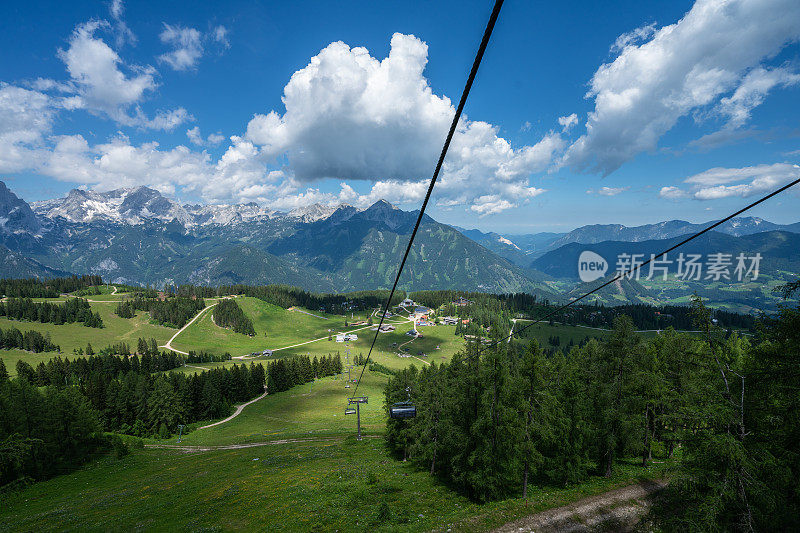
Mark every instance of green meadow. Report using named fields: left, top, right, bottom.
left=0, top=289, right=676, bottom=531
left=0, top=298, right=176, bottom=355
left=172, top=297, right=370, bottom=356
left=0, top=432, right=669, bottom=533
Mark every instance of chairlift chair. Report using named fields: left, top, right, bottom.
left=389, top=387, right=416, bottom=419
left=389, top=402, right=417, bottom=419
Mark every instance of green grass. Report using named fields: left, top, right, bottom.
left=178, top=370, right=390, bottom=446
left=0, top=300, right=176, bottom=355
left=0, top=361, right=672, bottom=532
left=0, top=297, right=676, bottom=531
left=277, top=322, right=465, bottom=373
left=515, top=321, right=614, bottom=347
left=0, top=348, right=56, bottom=376
left=171, top=297, right=467, bottom=372
left=172, top=297, right=366, bottom=356
left=0, top=437, right=670, bottom=533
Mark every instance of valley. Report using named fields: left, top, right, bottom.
left=2, top=182, right=798, bottom=312
left=0, top=280, right=678, bottom=531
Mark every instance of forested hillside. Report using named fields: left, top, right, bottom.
left=386, top=290, right=800, bottom=529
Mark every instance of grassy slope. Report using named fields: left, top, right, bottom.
left=171, top=297, right=362, bottom=356
left=0, top=295, right=176, bottom=373
left=0, top=294, right=674, bottom=531
left=178, top=371, right=389, bottom=445
left=0, top=438, right=668, bottom=533
left=0, top=363, right=672, bottom=532
left=171, top=297, right=465, bottom=372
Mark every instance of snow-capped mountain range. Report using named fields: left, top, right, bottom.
left=28, top=185, right=416, bottom=230
left=0, top=180, right=799, bottom=311
left=30, top=186, right=342, bottom=226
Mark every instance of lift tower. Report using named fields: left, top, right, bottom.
left=345, top=396, right=368, bottom=440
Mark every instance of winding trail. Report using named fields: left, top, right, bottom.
left=198, top=390, right=268, bottom=429
left=160, top=303, right=217, bottom=355
left=411, top=355, right=430, bottom=366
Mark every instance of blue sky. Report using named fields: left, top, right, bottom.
left=1, top=0, right=799, bottom=233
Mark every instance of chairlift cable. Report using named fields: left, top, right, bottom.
left=474, top=176, right=800, bottom=356
left=349, top=0, right=505, bottom=399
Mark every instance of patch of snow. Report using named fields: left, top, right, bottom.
left=497, top=236, right=521, bottom=250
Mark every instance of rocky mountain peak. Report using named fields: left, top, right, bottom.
left=0, top=181, right=40, bottom=234
left=32, top=185, right=191, bottom=225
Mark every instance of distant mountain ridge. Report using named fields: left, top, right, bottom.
left=453, top=217, right=800, bottom=267
left=532, top=230, right=800, bottom=280
left=30, top=185, right=402, bottom=228
left=546, top=218, right=800, bottom=249
left=3, top=181, right=799, bottom=311
left=0, top=182, right=553, bottom=296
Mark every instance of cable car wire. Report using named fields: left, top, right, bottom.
left=350, top=0, right=505, bottom=399
left=474, top=175, right=800, bottom=356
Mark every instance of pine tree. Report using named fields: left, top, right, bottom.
left=515, top=340, right=554, bottom=498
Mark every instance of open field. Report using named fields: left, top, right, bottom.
left=0, top=435, right=670, bottom=533
left=0, top=348, right=59, bottom=376
left=171, top=297, right=370, bottom=356
left=277, top=322, right=465, bottom=372
left=178, top=370, right=390, bottom=446
left=0, top=299, right=176, bottom=355
left=1, top=352, right=672, bottom=532
left=0, top=291, right=684, bottom=532
left=169, top=297, right=467, bottom=372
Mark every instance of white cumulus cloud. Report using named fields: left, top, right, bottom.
left=661, top=162, right=800, bottom=200
left=558, top=113, right=578, bottom=132
left=158, top=24, right=231, bottom=71
left=563, top=0, right=800, bottom=175
left=187, top=126, right=225, bottom=146
left=244, top=33, right=558, bottom=214
left=54, top=20, right=191, bottom=130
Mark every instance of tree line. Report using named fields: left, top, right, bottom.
left=0, top=366, right=108, bottom=488
left=266, top=354, right=343, bottom=393
left=385, top=291, right=800, bottom=530
left=0, top=355, right=267, bottom=489
left=213, top=298, right=256, bottom=336
left=121, top=296, right=206, bottom=328
left=132, top=283, right=404, bottom=315
left=0, top=297, right=103, bottom=328
left=0, top=275, right=103, bottom=299
left=14, top=351, right=186, bottom=387
left=8, top=353, right=264, bottom=438
left=0, top=326, right=60, bottom=353
left=186, top=351, right=232, bottom=363
left=411, top=289, right=756, bottom=332
left=92, top=364, right=266, bottom=438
